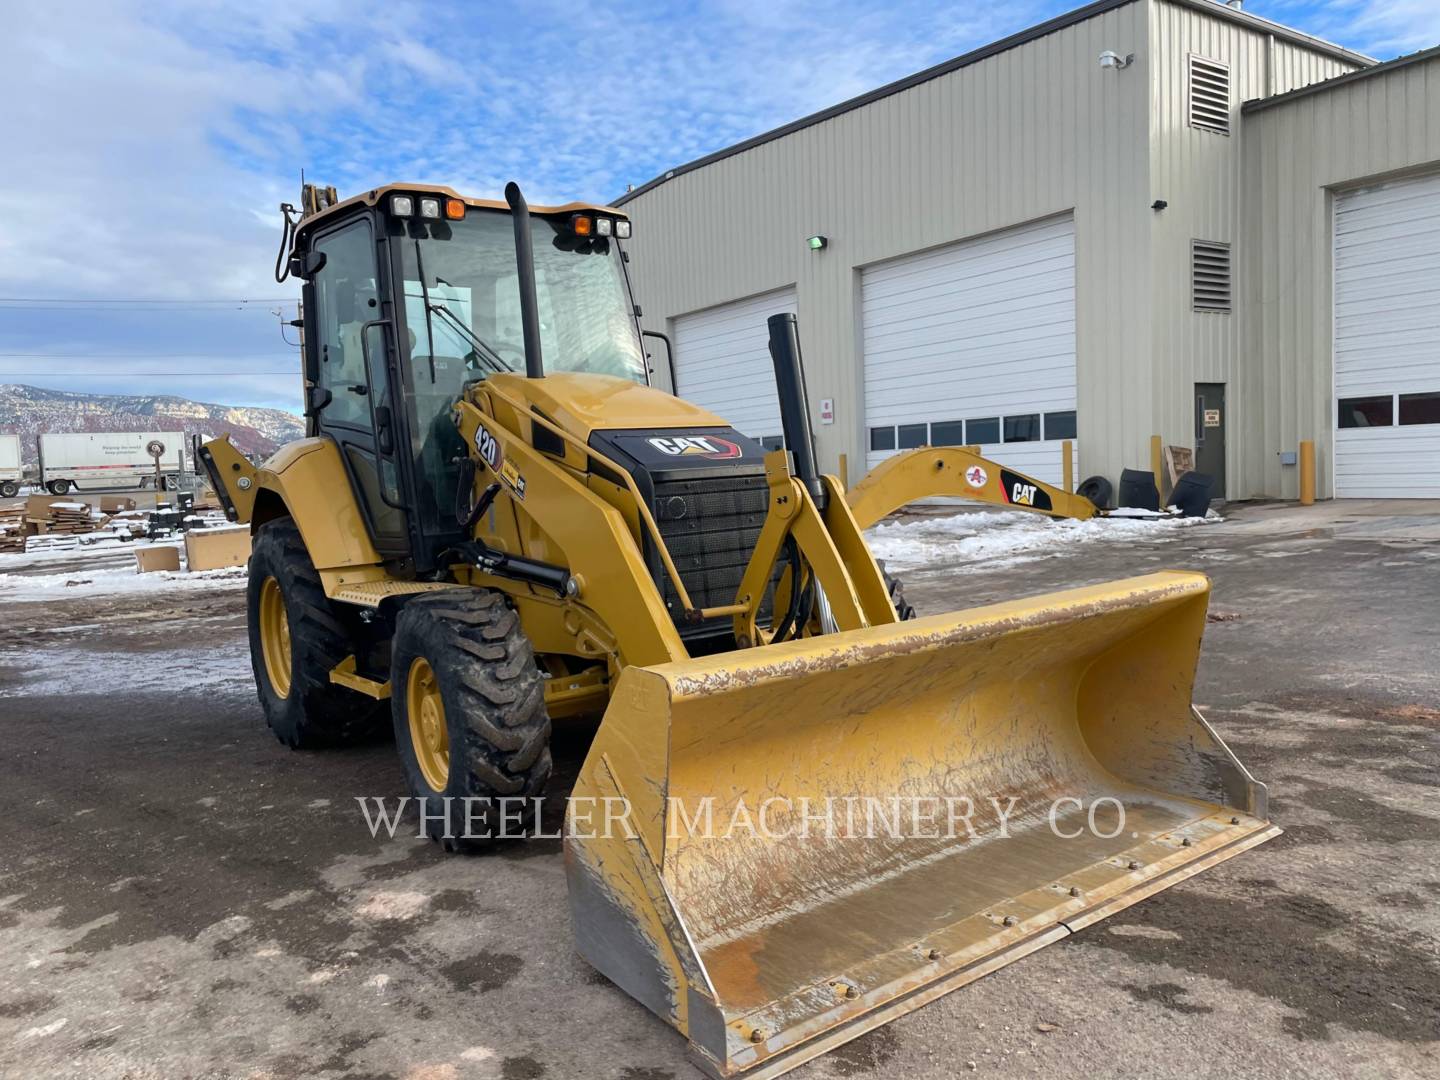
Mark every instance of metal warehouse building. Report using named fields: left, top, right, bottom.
left=618, top=0, right=1440, bottom=500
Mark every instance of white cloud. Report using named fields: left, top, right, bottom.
left=1253, top=0, right=1440, bottom=57
left=2, top=0, right=1050, bottom=300
left=20, top=0, right=1427, bottom=410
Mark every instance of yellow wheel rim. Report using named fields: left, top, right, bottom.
left=258, top=576, right=292, bottom=699
left=407, top=657, right=449, bottom=791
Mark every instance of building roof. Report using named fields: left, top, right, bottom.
left=1243, top=42, right=1440, bottom=112
left=615, top=0, right=1373, bottom=206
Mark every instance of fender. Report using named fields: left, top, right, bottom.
left=203, top=435, right=380, bottom=572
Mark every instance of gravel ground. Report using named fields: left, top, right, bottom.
left=0, top=499, right=1436, bottom=1079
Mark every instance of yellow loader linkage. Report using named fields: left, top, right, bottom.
left=208, top=179, right=1276, bottom=1080
left=846, top=444, right=1099, bottom=529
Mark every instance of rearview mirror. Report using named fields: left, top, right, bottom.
left=290, top=250, right=327, bottom=279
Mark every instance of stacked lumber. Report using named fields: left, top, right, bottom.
left=46, top=501, right=102, bottom=535
left=106, top=510, right=153, bottom=539
left=23, top=533, right=84, bottom=555
left=0, top=506, right=23, bottom=553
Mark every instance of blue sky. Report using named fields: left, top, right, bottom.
left=2, top=0, right=1434, bottom=413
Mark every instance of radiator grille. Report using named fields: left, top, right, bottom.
left=650, top=472, right=777, bottom=636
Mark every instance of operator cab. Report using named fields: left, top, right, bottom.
left=282, top=184, right=644, bottom=570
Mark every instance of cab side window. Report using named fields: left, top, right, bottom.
left=313, top=221, right=379, bottom=429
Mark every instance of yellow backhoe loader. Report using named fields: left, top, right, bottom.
left=201, top=181, right=1276, bottom=1079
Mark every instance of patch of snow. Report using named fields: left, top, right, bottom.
left=1106, top=507, right=1173, bottom=519
left=1106, top=924, right=1183, bottom=940
left=0, top=643, right=253, bottom=698
left=866, top=508, right=1215, bottom=574
left=354, top=890, right=431, bottom=922
left=0, top=564, right=245, bottom=601
left=18, top=1018, right=68, bottom=1040
left=0, top=537, right=182, bottom=569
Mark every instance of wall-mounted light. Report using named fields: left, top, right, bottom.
left=807, top=235, right=829, bottom=251
left=1099, top=50, right=1135, bottom=69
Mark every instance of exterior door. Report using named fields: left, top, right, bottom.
left=310, top=218, right=409, bottom=554
left=1332, top=173, right=1440, bottom=498
left=672, top=287, right=796, bottom=447
left=1194, top=383, right=1226, bottom=498
left=860, top=214, right=1077, bottom=484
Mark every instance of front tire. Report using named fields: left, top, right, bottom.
left=246, top=518, right=386, bottom=748
left=391, top=590, right=552, bottom=850
left=878, top=560, right=917, bottom=621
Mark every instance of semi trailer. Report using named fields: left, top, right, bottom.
left=0, top=434, right=20, bottom=498
left=38, top=431, right=186, bottom=495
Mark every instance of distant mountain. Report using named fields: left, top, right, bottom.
left=0, top=384, right=304, bottom=464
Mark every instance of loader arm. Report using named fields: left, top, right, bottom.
left=846, top=446, right=1098, bottom=530
left=196, top=434, right=259, bottom=524
left=731, top=451, right=896, bottom=646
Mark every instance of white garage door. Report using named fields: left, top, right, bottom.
left=1334, top=173, right=1440, bottom=498
left=861, top=215, right=1077, bottom=486
left=672, top=287, right=796, bottom=444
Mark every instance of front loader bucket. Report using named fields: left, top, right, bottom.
left=565, top=572, right=1276, bottom=1079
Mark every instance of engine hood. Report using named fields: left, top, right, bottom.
left=477, top=371, right=733, bottom=440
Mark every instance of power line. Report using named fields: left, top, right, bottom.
left=0, top=372, right=300, bottom=377
left=0, top=297, right=296, bottom=304
left=0, top=306, right=295, bottom=313
left=0, top=355, right=300, bottom=364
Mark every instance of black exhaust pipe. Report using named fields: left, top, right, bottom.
left=504, top=181, right=545, bottom=379
left=766, top=312, right=823, bottom=502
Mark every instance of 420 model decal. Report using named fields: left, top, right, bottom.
left=474, top=418, right=526, bottom=500
left=474, top=420, right=504, bottom=471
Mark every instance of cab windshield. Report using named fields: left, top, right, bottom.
left=394, top=207, right=645, bottom=545
left=398, top=209, right=646, bottom=383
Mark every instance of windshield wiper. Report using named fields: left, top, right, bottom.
left=426, top=300, right=513, bottom=376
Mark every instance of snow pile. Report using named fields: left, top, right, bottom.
left=0, top=564, right=247, bottom=601
left=0, top=642, right=254, bottom=698
left=866, top=508, right=1215, bottom=573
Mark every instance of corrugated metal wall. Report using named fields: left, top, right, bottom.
left=622, top=0, right=1369, bottom=494
left=1240, top=54, right=1440, bottom=498
left=1147, top=2, right=1355, bottom=499
left=624, top=2, right=1152, bottom=484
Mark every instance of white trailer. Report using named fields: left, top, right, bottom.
left=38, top=431, right=186, bottom=495
left=0, top=434, right=21, bottom=498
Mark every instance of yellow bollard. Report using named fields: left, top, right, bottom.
left=1062, top=439, right=1074, bottom=494
left=837, top=452, right=849, bottom=492
left=1150, top=435, right=1164, bottom=502
left=1299, top=440, right=1315, bottom=505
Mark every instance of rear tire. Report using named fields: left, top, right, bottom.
left=46, top=479, right=71, bottom=496
left=0, top=481, right=17, bottom=499
left=879, top=560, right=917, bottom=621
left=1078, top=475, right=1113, bottom=510
left=246, top=518, right=386, bottom=748
left=391, top=590, right=552, bottom=850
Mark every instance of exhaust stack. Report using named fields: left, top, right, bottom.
left=766, top=312, right=823, bottom=501
left=504, top=181, right=546, bottom=379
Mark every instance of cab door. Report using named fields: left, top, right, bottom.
left=309, top=216, right=411, bottom=556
